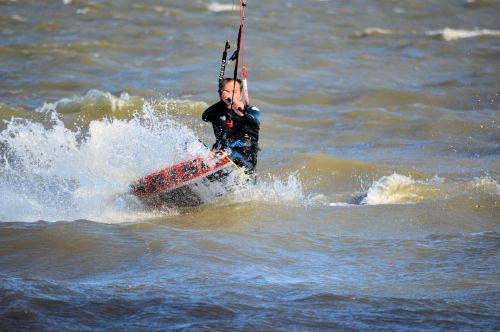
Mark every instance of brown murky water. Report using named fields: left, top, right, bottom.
left=1, top=0, right=499, bottom=330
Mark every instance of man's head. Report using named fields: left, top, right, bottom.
left=219, top=78, right=243, bottom=100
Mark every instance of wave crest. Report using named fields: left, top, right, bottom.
left=427, top=28, right=500, bottom=41
left=359, top=173, right=442, bottom=205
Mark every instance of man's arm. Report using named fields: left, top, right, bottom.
left=241, top=106, right=261, bottom=127
left=202, top=101, right=226, bottom=122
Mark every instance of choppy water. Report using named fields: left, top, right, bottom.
left=1, top=0, right=499, bottom=330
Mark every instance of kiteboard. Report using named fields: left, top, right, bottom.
left=130, top=151, right=248, bottom=208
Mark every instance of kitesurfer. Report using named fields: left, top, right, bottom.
left=202, top=78, right=260, bottom=173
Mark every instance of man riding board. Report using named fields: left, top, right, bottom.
left=202, top=78, right=260, bottom=174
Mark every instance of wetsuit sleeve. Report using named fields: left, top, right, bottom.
left=202, top=104, right=216, bottom=122
left=241, top=106, right=261, bottom=127
left=202, top=101, right=226, bottom=122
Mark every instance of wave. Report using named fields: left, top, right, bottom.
left=346, top=173, right=500, bottom=207
left=35, top=90, right=207, bottom=118
left=258, top=152, right=499, bottom=209
left=464, top=0, right=498, bottom=8
left=206, top=3, right=235, bottom=13
left=353, top=27, right=500, bottom=42
left=357, top=173, right=443, bottom=205
left=355, top=28, right=394, bottom=38
left=11, top=15, right=28, bottom=23
left=426, top=28, right=500, bottom=41
left=35, top=90, right=139, bottom=115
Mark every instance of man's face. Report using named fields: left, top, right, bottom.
left=220, top=81, right=242, bottom=103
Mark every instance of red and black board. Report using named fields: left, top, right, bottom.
left=130, top=151, right=246, bottom=208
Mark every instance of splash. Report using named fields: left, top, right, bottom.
left=359, top=173, right=441, bottom=205
left=0, top=91, right=307, bottom=222
left=229, top=172, right=305, bottom=206
left=471, top=176, right=500, bottom=195
left=0, top=100, right=208, bottom=223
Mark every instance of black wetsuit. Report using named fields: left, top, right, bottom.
left=202, top=100, right=261, bottom=172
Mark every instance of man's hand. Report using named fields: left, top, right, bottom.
left=233, top=106, right=244, bottom=117
left=221, top=91, right=244, bottom=116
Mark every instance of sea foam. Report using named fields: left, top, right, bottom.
left=206, top=3, right=234, bottom=13
left=427, top=28, right=500, bottom=41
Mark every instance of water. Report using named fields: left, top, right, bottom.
left=1, top=0, right=499, bottom=330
